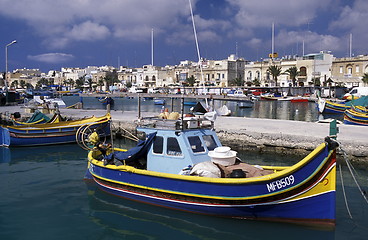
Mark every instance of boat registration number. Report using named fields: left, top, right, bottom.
left=266, top=175, right=295, bottom=192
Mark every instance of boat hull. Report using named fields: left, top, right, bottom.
left=87, top=143, right=337, bottom=224
left=343, top=108, right=368, bottom=126
left=317, top=98, right=349, bottom=114
left=1, top=114, right=111, bottom=147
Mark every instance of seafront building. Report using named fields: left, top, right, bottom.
left=2, top=52, right=368, bottom=92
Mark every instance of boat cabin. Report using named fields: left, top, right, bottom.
left=138, top=123, right=221, bottom=174
left=136, top=116, right=222, bottom=174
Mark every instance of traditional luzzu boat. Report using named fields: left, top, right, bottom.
left=84, top=112, right=340, bottom=225
left=343, top=106, right=368, bottom=126
left=317, top=96, right=368, bottom=114
left=317, top=98, right=350, bottom=114
left=0, top=113, right=111, bottom=147
left=12, top=110, right=62, bottom=126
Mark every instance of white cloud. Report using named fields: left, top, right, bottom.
left=276, top=30, right=341, bottom=53
left=329, top=0, right=368, bottom=52
left=227, top=0, right=333, bottom=28
left=27, top=53, right=74, bottom=64
left=0, top=0, right=191, bottom=48
left=67, top=21, right=110, bottom=41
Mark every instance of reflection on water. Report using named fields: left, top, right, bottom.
left=86, top=182, right=335, bottom=240
left=63, top=96, right=325, bottom=122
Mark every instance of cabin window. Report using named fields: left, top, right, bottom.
left=188, top=136, right=205, bottom=153
left=153, top=136, right=163, bottom=154
left=167, top=137, right=182, bottom=156
left=202, top=135, right=218, bottom=151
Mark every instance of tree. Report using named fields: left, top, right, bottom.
left=362, top=73, right=368, bottom=86
left=20, top=80, right=26, bottom=89
left=11, top=80, right=19, bottom=88
left=126, top=81, right=132, bottom=88
left=25, top=83, right=33, bottom=89
left=36, top=78, right=50, bottom=89
left=75, top=78, right=84, bottom=90
left=97, top=78, right=105, bottom=91
left=253, top=79, right=261, bottom=87
left=230, top=77, right=244, bottom=87
left=267, top=65, right=282, bottom=86
left=185, top=75, right=196, bottom=87
left=104, top=70, right=119, bottom=91
left=285, top=66, right=299, bottom=87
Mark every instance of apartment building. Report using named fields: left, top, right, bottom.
left=331, top=55, right=368, bottom=88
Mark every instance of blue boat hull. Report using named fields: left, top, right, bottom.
left=93, top=178, right=335, bottom=222
left=1, top=114, right=111, bottom=147
left=88, top=143, right=337, bottom=224
left=343, top=109, right=368, bottom=126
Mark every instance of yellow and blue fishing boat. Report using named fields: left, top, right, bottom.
left=317, top=96, right=368, bottom=114
left=85, top=116, right=339, bottom=226
left=344, top=107, right=368, bottom=126
left=0, top=114, right=111, bottom=147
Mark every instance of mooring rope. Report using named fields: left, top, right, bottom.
left=340, top=148, right=368, bottom=204
left=339, top=163, right=352, bottom=218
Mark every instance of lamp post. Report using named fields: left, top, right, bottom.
left=4, top=40, right=17, bottom=105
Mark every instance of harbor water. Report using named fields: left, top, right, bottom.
left=1, top=139, right=367, bottom=240
left=62, top=96, right=335, bottom=122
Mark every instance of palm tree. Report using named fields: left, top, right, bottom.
left=97, top=78, right=104, bottom=91
left=285, top=66, right=299, bottom=87
left=20, top=80, right=26, bottom=89
left=267, top=65, right=282, bottom=86
left=185, top=75, right=196, bottom=87
left=230, top=77, right=244, bottom=87
left=362, top=73, right=368, bottom=86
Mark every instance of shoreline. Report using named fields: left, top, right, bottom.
left=1, top=105, right=367, bottom=163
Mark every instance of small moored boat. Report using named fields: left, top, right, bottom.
left=154, top=99, right=165, bottom=105
left=0, top=114, right=111, bottom=147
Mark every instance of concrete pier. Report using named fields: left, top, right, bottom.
left=1, top=105, right=367, bottom=162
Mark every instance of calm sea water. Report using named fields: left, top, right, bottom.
left=1, top=139, right=367, bottom=240
left=62, top=96, right=339, bottom=122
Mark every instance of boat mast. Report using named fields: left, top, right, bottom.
left=271, top=22, right=274, bottom=62
left=151, top=28, right=154, bottom=66
left=349, top=33, right=352, bottom=58
left=189, top=0, right=208, bottom=107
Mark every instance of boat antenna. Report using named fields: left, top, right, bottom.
left=189, top=0, right=208, bottom=108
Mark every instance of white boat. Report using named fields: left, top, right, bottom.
left=33, top=95, right=66, bottom=108
left=216, top=105, right=231, bottom=116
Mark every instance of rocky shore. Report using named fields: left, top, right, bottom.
left=1, top=105, right=367, bottom=163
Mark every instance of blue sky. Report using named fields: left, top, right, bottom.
left=0, top=0, right=367, bottom=73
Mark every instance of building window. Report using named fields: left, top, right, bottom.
left=348, top=67, right=352, bottom=75
left=299, top=67, right=307, bottom=76
left=339, top=66, right=343, bottom=74
left=356, top=66, right=360, bottom=73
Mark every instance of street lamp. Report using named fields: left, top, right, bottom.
left=5, top=40, right=17, bottom=89
left=4, top=40, right=17, bottom=105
